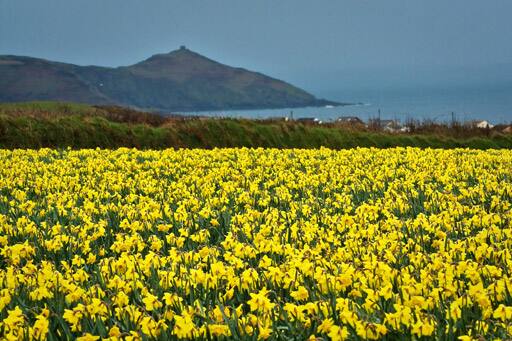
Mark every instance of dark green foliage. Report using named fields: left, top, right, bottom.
left=0, top=101, right=511, bottom=149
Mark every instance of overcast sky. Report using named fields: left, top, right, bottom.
left=1, top=0, right=512, bottom=93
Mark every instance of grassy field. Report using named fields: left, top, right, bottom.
left=0, top=101, right=511, bottom=149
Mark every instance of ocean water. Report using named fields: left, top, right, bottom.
left=179, top=83, right=512, bottom=124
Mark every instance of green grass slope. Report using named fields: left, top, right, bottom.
left=0, top=102, right=511, bottom=149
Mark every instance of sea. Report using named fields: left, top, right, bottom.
left=179, top=83, right=512, bottom=124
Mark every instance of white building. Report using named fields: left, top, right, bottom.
left=475, top=120, right=494, bottom=129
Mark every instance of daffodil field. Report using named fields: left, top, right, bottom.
left=1, top=148, right=512, bottom=340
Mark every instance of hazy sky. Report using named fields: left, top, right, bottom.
left=1, top=0, right=512, bottom=94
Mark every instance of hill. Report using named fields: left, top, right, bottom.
left=0, top=47, right=339, bottom=112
